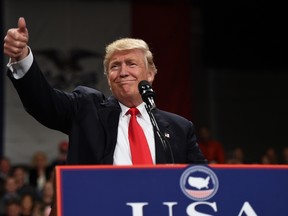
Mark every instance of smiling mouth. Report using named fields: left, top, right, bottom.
left=116, top=80, right=136, bottom=84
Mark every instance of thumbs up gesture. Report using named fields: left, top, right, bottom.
left=4, top=17, right=29, bottom=61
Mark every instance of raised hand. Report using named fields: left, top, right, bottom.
left=3, top=17, right=29, bottom=61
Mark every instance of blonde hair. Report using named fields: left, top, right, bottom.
left=31, top=151, right=47, bottom=167
left=104, top=38, right=157, bottom=75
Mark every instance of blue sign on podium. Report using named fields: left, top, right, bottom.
left=55, top=164, right=288, bottom=216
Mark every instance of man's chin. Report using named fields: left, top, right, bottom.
left=114, top=91, right=141, bottom=104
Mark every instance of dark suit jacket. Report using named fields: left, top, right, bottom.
left=8, top=59, right=207, bottom=165
left=29, top=167, right=52, bottom=188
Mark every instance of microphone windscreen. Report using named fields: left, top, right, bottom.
left=138, top=80, right=150, bottom=95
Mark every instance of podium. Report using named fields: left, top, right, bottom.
left=55, top=164, right=288, bottom=215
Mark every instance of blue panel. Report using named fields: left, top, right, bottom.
left=57, top=165, right=288, bottom=216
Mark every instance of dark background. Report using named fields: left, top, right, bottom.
left=192, top=2, right=288, bottom=162
left=0, top=0, right=4, bottom=157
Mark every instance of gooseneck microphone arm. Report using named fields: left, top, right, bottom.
left=138, top=81, right=175, bottom=164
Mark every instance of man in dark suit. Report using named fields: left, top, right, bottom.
left=3, top=17, right=207, bottom=166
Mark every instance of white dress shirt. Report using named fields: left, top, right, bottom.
left=113, top=102, right=155, bottom=165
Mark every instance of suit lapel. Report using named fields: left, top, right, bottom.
left=152, top=110, right=174, bottom=164
left=98, top=96, right=121, bottom=163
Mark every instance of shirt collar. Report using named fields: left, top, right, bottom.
left=119, top=102, right=147, bottom=118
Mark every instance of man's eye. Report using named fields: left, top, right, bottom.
left=110, top=65, right=118, bottom=70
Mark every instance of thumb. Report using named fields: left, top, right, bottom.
left=18, top=17, right=27, bottom=33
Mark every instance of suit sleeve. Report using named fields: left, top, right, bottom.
left=7, top=59, right=81, bottom=134
left=186, top=122, right=208, bottom=164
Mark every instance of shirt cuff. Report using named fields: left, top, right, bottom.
left=7, top=47, right=34, bottom=79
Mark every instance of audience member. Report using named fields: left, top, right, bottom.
left=19, top=193, right=36, bottom=216
left=261, top=147, right=279, bottom=164
left=280, top=146, right=288, bottom=164
left=0, top=158, right=12, bottom=198
left=28, top=152, right=52, bottom=194
left=0, top=177, right=20, bottom=215
left=11, top=167, right=38, bottom=201
left=38, top=181, right=54, bottom=216
left=260, top=155, right=270, bottom=164
left=0, top=158, right=11, bottom=182
left=226, top=147, right=247, bottom=164
left=198, top=126, right=225, bottom=164
left=49, top=141, right=68, bottom=169
left=3, top=198, right=21, bottom=216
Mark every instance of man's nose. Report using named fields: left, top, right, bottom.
left=119, top=64, right=129, bottom=77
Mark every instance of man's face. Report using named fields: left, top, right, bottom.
left=107, top=49, right=155, bottom=107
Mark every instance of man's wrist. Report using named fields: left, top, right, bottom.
left=7, top=46, right=33, bottom=79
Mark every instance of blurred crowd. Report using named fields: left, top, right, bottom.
left=0, top=128, right=287, bottom=216
left=198, top=126, right=288, bottom=165
left=0, top=141, right=68, bottom=216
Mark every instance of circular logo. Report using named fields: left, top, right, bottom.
left=180, top=165, right=219, bottom=201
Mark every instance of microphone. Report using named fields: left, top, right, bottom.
left=138, top=80, right=156, bottom=112
left=138, top=80, right=175, bottom=164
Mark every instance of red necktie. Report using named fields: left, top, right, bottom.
left=128, top=108, right=153, bottom=165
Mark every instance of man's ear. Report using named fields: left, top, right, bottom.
left=147, top=70, right=155, bottom=83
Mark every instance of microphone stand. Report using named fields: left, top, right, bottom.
left=145, top=105, right=175, bottom=164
